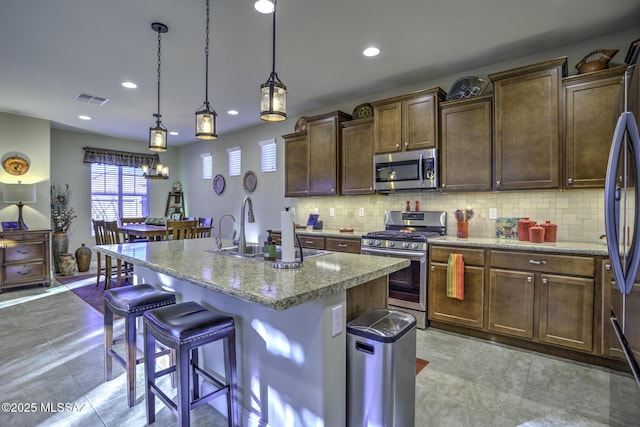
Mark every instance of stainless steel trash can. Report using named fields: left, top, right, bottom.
left=347, top=308, right=417, bottom=427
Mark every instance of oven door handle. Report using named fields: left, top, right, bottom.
left=361, top=247, right=425, bottom=259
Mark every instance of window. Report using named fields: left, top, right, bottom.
left=202, top=153, right=213, bottom=179
left=228, top=146, right=241, bottom=177
left=90, top=163, right=149, bottom=221
left=260, top=138, right=277, bottom=173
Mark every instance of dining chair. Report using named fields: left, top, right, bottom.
left=119, top=216, right=148, bottom=242
left=93, top=219, right=108, bottom=288
left=165, top=219, right=198, bottom=241
left=103, top=220, right=134, bottom=288
left=196, top=217, right=213, bottom=238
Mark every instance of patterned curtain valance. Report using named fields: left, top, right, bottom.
left=83, top=146, right=159, bottom=168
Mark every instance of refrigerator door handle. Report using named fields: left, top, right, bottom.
left=605, top=111, right=640, bottom=295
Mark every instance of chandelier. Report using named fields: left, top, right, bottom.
left=142, top=162, right=169, bottom=180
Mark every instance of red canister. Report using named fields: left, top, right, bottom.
left=529, top=225, right=545, bottom=243
left=517, top=218, right=535, bottom=241
left=540, top=220, right=557, bottom=242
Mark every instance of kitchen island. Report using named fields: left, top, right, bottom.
left=95, top=237, right=409, bottom=426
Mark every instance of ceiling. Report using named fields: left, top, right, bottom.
left=1, top=0, right=639, bottom=147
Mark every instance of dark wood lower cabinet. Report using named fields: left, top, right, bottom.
left=488, top=269, right=535, bottom=338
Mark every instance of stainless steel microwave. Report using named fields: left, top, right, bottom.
left=373, top=149, right=438, bottom=192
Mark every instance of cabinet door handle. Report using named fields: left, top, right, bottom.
left=496, top=180, right=501, bottom=186
left=18, top=268, right=33, bottom=275
left=431, top=266, right=436, bottom=271
left=18, top=248, right=33, bottom=254
left=605, top=264, right=611, bottom=270
left=527, top=276, right=532, bottom=282
left=529, top=259, right=546, bottom=265
left=542, top=278, right=548, bottom=284
left=567, top=178, right=573, bottom=185
left=337, top=243, right=348, bottom=248
left=404, top=142, right=409, bottom=148
left=395, top=143, right=400, bottom=149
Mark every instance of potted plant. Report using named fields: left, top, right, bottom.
left=51, top=184, right=77, bottom=274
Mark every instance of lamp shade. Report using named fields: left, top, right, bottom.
left=3, top=183, right=36, bottom=203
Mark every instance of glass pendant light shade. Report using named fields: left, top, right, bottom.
left=260, top=73, right=287, bottom=122
left=149, top=115, right=168, bottom=151
left=196, top=104, right=218, bottom=139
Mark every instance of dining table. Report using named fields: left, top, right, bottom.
left=118, top=223, right=213, bottom=242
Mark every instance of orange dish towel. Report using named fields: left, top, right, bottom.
left=446, top=253, right=464, bottom=300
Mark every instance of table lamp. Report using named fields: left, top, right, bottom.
left=3, top=182, right=37, bottom=230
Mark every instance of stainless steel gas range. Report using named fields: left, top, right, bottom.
left=361, top=210, right=446, bottom=329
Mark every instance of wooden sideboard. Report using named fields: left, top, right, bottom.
left=0, top=229, right=51, bottom=292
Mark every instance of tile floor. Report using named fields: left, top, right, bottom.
left=1, top=277, right=639, bottom=427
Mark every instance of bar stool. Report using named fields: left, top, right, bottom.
left=143, top=301, right=238, bottom=427
left=104, top=284, right=176, bottom=407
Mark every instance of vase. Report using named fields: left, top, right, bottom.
left=59, top=253, right=76, bottom=276
left=52, top=232, right=70, bottom=274
left=75, top=243, right=92, bottom=272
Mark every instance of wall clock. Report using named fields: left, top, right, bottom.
left=213, top=174, right=225, bottom=195
left=2, top=154, right=30, bottom=176
left=243, top=171, right=257, bottom=193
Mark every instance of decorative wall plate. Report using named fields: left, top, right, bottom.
left=243, top=170, right=257, bottom=193
left=2, top=155, right=30, bottom=176
left=213, top=174, right=225, bottom=195
left=352, top=103, right=373, bottom=119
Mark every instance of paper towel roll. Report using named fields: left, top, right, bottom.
left=281, top=209, right=295, bottom=263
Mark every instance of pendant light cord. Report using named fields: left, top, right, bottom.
left=205, top=0, right=210, bottom=104
left=271, top=2, right=277, bottom=76
left=156, top=28, right=162, bottom=123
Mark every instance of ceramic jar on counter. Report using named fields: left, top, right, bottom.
left=540, top=220, right=557, bottom=242
left=528, top=225, right=545, bottom=243
left=517, top=218, right=536, bottom=241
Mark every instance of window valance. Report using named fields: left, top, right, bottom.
left=83, top=147, right=159, bottom=168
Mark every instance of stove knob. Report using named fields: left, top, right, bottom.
left=388, top=241, right=395, bottom=247
left=402, top=242, right=409, bottom=248
left=411, top=243, right=419, bottom=249
left=374, top=240, right=381, bottom=246
left=366, top=239, right=373, bottom=246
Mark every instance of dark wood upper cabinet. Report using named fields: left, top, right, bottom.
left=563, top=65, right=627, bottom=189
left=341, top=117, right=374, bottom=195
left=372, top=88, right=445, bottom=154
left=489, top=57, right=567, bottom=190
left=439, top=95, right=493, bottom=192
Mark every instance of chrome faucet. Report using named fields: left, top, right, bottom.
left=238, top=196, right=255, bottom=255
left=216, top=214, right=236, bottom=251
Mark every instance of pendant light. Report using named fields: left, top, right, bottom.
left=149, top=22, right=168, bottom=152
left=195, top=0, right=217, bottom=140
left=260, top=0, right=287, bottom=122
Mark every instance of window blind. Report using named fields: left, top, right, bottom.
left=90, top=164, right=149, bottom=223
left=227, top=146, right=241, bottom=177
left=201, top=153, right=213, bottom=179
left=260, top=138, right=277, bottom=173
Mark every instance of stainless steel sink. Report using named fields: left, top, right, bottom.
left=207, top=245, right=329, bottom=260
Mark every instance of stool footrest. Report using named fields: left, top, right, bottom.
left=191, top=385, right=230, bottom=410
left=148, top=382, right=178, bottom=412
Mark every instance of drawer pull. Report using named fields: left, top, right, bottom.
left=529, top=259, right=547, bottom=265
left=527, top=276, right=532, bottom=282
left=17, top=268, right=33, bottom=275
left=304, top=240, right=314, bottom=245
left=17, top=248, right=33, bottom=254
left=542, top=278, right=548, bottom=284
left=431, top=266, right=435, bottom=271
left=605, top=264, right=611, bottom=270
left=337, top=243, right=348, bottom=248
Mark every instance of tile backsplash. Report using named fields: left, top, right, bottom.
left=292, top=189, right=605, bottom=243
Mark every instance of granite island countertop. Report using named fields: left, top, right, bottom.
left=429, top=236, right=609, bottom=256
left=95, top=237, right=408, bottom=311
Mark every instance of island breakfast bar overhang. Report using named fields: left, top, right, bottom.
left=95, top=238, right=409, bottom=426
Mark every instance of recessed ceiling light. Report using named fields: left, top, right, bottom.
left=254, top=0, right=274, bottom=14
left=169, top=131, right=179, bottom=136
left=78, top=115, right=91, bottom=120
left=363, top=47, right=380, bottom=57
left=121, top=81, right=137, bottom=89
left=227, top=110, right=239, bottom=115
